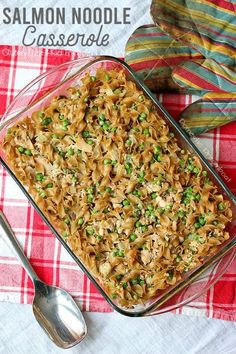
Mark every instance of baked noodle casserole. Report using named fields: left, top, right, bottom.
left=2, top=68, right=232, bottom=307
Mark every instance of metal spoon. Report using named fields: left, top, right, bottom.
left=0, top=210, right=87, bottom=349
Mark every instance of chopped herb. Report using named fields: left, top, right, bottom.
left=151, top=192, right=157, bottom=199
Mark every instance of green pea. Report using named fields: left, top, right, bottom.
left=87, top=194, right=93, bottom=203
left=138, top=112, right=147, bottom=121
left=154, top=154, right=161, bottom=162
left=38, top=111, right=44, bottom=118
left=99, top=114, right=106, bottom=121
left=132, top=189, right=141, bottom=197
left=113, top=88, right=122, bottom=94
left=64, top=217, right=70, bottom=225
left=122, top=199, right=130, bottom=207
left=154, top=146, right=161, bottom=154
left=151, top=192, right=157, bottom=199
left=102, top=122, right=110, bottom=131
left=141, top=225, right=148, bottom=232
left=177, top=210, right=185, bottom=218
left=122, top=282, right=128, bottom=289
left=131, top=279, right=139, bottom=285
left=77, top=217, right=84, bottom=225
left=51, top=134, right=60, bottom=139
left=87, top=140, right=94, bottom=145
left=59, top=114, right=64, bottom=120
left=193, top=167, right=200, bottom=174
left=126, top=139, right=132, bottom=146
left=129, top=234, right=137, bottom=242
left=45, top=183, right=53, bottom=189
left=105, top=74, right=110, bottom=81
left=218, top=202, right=225, bottom=211
left=41, top=117, right=52, bottom=126
left=96, top=235, right=102, bottom=241
left=139, top=280, right=145, bottom=286
left=138, top=95, right=144, bottom=102
left=86, top=227, right=94, bottom=236
left=104, top=159, right=112, bottom=165
left=112, top=104, right=118, bottom=110
left=202, top=171, right=207, bottom=176
left=35, top=173, right=44, bottom=181
left=62, top=119, right=70, bottom=127
left=105, top=187, right=112, bottom=193
left=194, top=222, right=201, bottom=229
left=111, top=294, right=117, bottom=299
left=91, top=76, right=96, bottom=81
left=82, top=130, right=90, bottom=138
left=71, top=176, right=77, bottom=184
left=143, top=128, right=150, bottom=136
left=157, top=207, right=165, bottom=214
left=62, top=231, right=68, bottom=238
left=116, top=274, right=123, bottom=281
left=66, top=148, right=74, bottom=156
left=24, top=149, right=32, bottom=156
left=135, top=221, right=142, bottom=228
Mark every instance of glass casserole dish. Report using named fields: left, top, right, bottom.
left=0, top=56, right=235, bottom=316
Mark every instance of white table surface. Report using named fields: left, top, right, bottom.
left=0, top=1, right=235, bottom=353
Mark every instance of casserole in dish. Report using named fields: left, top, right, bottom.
left=0, top=56, right=235, bottom=316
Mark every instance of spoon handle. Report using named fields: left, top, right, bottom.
left=0, top=210, right=40, bottom=283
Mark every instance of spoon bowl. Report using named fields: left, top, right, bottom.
left=33, top=280, right=87, bottom=348
left=0, top=211, right=87, bottom=348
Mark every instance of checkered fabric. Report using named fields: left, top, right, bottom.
left=0, top=45, right=235, bottom=319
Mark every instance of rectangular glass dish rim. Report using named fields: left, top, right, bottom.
left=0, top=55, right=235, bottom=317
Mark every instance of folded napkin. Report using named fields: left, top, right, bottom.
left=0, top=45, right=235, bottom=320
left=149, top=0, right=236, bottom=135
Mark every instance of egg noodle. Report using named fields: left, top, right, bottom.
left=2, top=69, right=232, bottom=306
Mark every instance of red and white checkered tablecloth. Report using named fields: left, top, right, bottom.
left=0, top=45, right=235, bottom=319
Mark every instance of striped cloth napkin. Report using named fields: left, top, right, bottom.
left=0, top=45, right=235, bottom=320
